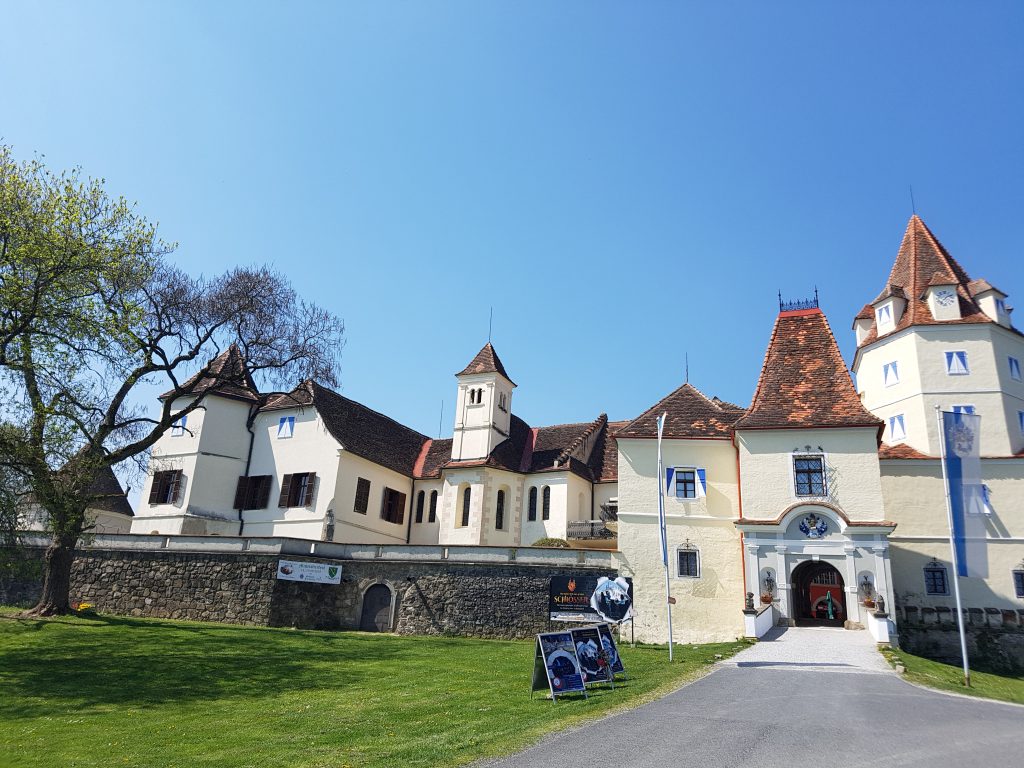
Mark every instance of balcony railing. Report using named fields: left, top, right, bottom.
left=567, top=520, right=615, bottom=540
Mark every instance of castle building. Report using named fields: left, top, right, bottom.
left=133, top=215, right=1024, bottom=643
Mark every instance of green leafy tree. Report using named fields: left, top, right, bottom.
left=0, top=145, right=344, bottom=615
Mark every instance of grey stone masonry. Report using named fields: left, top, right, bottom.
left=1, top=537, right=616, bottom=638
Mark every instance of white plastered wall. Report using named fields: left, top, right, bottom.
left=882, top=456, right=1024, bottom=608
left=615, top=437, right=744, bottom=644
left=331, top=451, right=415, bottom=544
left=736, top=427, right=885, bottom=522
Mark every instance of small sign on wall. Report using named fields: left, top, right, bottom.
left=276, top=559, right=342, bottom=584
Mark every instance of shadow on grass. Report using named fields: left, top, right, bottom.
left=0, top=613, right=434, bottom=718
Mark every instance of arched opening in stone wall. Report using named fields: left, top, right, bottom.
left=359, top=583, right=394, bottom=632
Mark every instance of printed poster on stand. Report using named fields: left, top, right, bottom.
left=532, top=631, right=587, bottom=700
left=569, top=625, right=612, bottom=686
left=597, top=623, right=626, bottom=677
left=549, top=575, right=633, bottom=624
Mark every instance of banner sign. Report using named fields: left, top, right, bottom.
left=941, top=411, right=989, bottom=578
left=276, top=559, right=342, bottom=584
left=597, top=623, right=625, bottom=677
left=549, top=575, right=634, bottom=624
left=570, top=625, right=611, bottom=685
left=532, top=631, right=587, bottom=699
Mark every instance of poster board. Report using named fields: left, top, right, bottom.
left=276, top=559, right=342, bottom=584
left=570, top=625, right=612, bottom=686
left=549, top=575, right=634, bottom=624
left=532, top=631, right=587, bottom=700
left=597, top=623, right=626, bottom=678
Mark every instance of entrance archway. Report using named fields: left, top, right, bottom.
left=791, top=560, right=845, bottom=626
left=359, top=584, right=393, bottom=632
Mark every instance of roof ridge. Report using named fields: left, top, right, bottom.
left=618, top=382, right=691, bottom=434
left=555, top=413, right=608, bottom=465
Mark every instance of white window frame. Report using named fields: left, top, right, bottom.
left=883, top=361, right=900, bottom=387
left=951, top=405, right=975, bottom=415
left=171, top=414, right=187, bottom=437
left=277, top=415, right=295, bottom=439
left=1009, top=356, right=1021, bottom=382
left=792, top=453, right=827, bottom=498
left=676, top=546, right=701, bottom=579
left=944, top=350, right=970, bottom=376
left=876, top=304, right=892, bottom=326
left=667, top=466, right=706, bottom=501
left=888, top=414, right=907, bottom=443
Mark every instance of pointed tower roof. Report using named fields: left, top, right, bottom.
left=737, top=308, right=882, bottom=430
left=456, top=342, right=514, bottom=384
left=616, top=382, right=746, bottom=439
left=161, top=344, right=259, bottom=402
left=860, top=215, right=995, bottom=345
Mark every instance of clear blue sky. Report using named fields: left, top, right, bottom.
left=3, top=2, right=1023, bottom=444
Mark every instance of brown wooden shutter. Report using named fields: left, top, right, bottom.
left=148, top=473, right=164, bottom=505
left=169, top=470, right=183, bottom=504
left=278, top=474, right=293, bottom=508
left=256, top=476, right=272, bottom=509
left=234, top=477, right=249, bottom=509
left=301, top=473, right=317, bottom=506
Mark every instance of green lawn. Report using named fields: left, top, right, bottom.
left=0, top=609, right=744, bottom=768
left=881, top=647, right=1024, bottom=706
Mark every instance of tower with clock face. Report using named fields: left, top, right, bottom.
left=851, top=215, right=1024, bottom=457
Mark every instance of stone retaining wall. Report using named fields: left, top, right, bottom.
left=896, top=604, right=1024, bottom=673
left=1, top=545, right=615, bottom=639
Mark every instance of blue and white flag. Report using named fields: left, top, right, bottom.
left=941, top=411, right=988, bottom=578
left=656, top=414, right=668, bottom=568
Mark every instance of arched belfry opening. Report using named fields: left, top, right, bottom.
left=791, top=560, right=846, bottom=627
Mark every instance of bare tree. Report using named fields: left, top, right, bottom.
left=0, top=145, right=344, bottom=615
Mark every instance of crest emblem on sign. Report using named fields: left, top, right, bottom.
left=951, top=420, right=975, bottom=458
left=799, top=513, right=828, bottom=538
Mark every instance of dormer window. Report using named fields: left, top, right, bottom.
left=876, top=305, right=892, bottom=325
left=996, top=297, right=1007, bottom=315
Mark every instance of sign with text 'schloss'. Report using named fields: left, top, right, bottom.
left=276, top=559, right=342, bottom=584
left=549, top=575, right=633, bottom=624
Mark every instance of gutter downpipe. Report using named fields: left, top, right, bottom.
left=238, top=404, right=257, bottom=536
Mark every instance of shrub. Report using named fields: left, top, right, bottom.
left=531, top=537, right=570, bottom=548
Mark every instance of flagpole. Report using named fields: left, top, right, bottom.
left=656, top=413, right=674, bottom=662
left=935, top=405, right=971, bottom=688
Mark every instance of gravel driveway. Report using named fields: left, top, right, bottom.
left=486, top=626, right=1021, bottom=768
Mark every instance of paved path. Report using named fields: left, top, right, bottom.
left=487, top=627, right=1021, bottom=768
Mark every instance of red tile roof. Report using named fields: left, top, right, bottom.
left=878, top=443, right=933, bottom=460
left=859, top=215, right=1003, bottom=347
left=591, top=420, right=629, bottom=481
left=616, top=382, right=745, bottom=439
left=456, top=342, right=514, bottom=383
left=736, top=308, right=882, bottom=430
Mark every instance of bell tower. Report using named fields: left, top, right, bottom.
left=451, top=343, right=515, bottom=461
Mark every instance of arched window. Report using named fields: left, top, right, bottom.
left=476, top=387, right=484, bottom=403
left=428, top=490, right=438, bottom=523
left=415, top=490, right=425, bottom=523
left=542, top=486, right=551, bottom=520
left=496, top=489, right=505, bottom=530
left=528, top=487, right=538, bottom=521
left=461, top=486, right=472, bottom=527
left=468, top=389, right=476, bottom=405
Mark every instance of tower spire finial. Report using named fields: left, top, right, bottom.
left=910, top=184, right=916, bottom=215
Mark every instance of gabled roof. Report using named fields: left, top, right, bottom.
left=86, top=466, right=134, bottom=517
left=737, top=308, right=882, bottom=430
left=456, top=342, right=514, bottom=384
left=266, top=381, right=429, bottom=477
left=616, top=383, right=745, bottom=439
left=161, top=344, right=260, bottom=402
left=859, top=215, right=1002, bottom=347
left=967, top=278, right=1005, bottom=297
left=590, top=420, right=629, bottom=482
